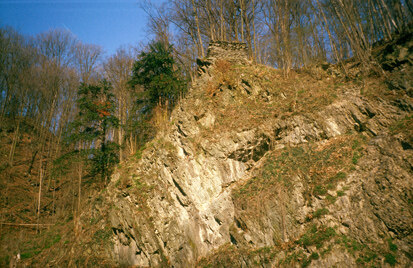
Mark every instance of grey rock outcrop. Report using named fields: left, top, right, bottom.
left=206, top=41, right=249, bottom=63
left=197, top=41, right=250, bottom=74
left=98, top=37, right=412, bottom=267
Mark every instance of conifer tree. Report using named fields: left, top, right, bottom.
left=129, top=41, right=185, bottom=108
left=66, top=80, right=119, bottom=184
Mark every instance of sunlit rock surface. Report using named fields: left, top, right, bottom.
left=96, top=33, right=412, bottom=267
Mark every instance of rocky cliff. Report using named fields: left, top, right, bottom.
left=68, top=33, right=412, bottom=267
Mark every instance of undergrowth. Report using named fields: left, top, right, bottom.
left=0, top=226, right=63, bottom=267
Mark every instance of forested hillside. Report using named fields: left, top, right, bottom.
left=0, top=0, right=412, bottom=267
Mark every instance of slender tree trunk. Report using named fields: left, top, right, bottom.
left=220, top=0, right=225, bottom=40
left=367, top=0, right=379, bottom=42
left=117, top=96, right=124, bottom=162
left=206, top=0, right=215, bottom=40
left=406, top=0, right=413, bottom=17
left=240, top=0, right=244, bottom=42
left=374, top=0, right=393, bottom=39
left=244, top=0, right=253, bottom=59
left=388, top=0, right=404, bottom=30
left=36, top=159, right=44, bottom=233
left=337, top=0, right=369, bottom=53
left=252, top=0, right=258, bottom=63
left=192, top=0, right=205, bottom=57
left=234, top=14, right=239, bottom=42
left=73, top=161, right=82, bottom=237
left=315, top=0, right=341, bottom=64
left=28, top=150, right=38, bottom=174
left=101, top=121, right=107, bottom=185
left=279, top=0, right=291, bottom=74
left=1, top=84, right=11, bottom=117
left=379, top=0, right=399, bottom=31
left=8, top=118, right=21, bottom=166
left=8, top=86, right=28, bottom=166
left=52, top=177, right=56, bottom=219
left=331, top=1, right=363, bottom=61
left=77, top=163, right=82, bottom=218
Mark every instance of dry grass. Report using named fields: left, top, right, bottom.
left=205, top=80, right=219, bottom=97
left=215, top=59, right=232, bottom=73
left=152, top=103, right=169, bottom=133
left=203, top=59, right=239, bottom=98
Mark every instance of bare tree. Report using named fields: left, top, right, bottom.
left=104, top=47, right=135, bottom=160
left=140, top=0, right=171, bottom=46
left=192, top=0, right=205, bottom=57
left=73, top=42, right=102, bottom=84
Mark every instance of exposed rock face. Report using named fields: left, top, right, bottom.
left=207, top=41, right=249, bottom=63
left=197, top=41, right=250, bottom=74
left=99, top=36, right=412, bottom=267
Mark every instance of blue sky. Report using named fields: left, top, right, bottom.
left=0, top=0, right=163, bottom=56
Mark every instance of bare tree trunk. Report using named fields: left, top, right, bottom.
left=1, top=82, right=11, bottom=117
left=252, top=0, right=258, bottom=63
left=374, top=0, right=393, bottom=39
left=379, top=0, right=399, bottom=31
left=220, top=0, right=225, bottom=40
left=52, top=177, right=56, bottom=219
left=234, top=12, right=239, bottom=42
left=240, top=0, right=244, bottom=42
left=244, top=0, right=253, bottom=59
left=206, top=0, right=215, bottom=40
left=367, top=0, right=380, bottom=42
left=279, top=0, right=291, bottom=75
left=331, top=1, right=364, bottom=62
left=116, top=95, right=124, bottom=162
left=36, top=159, right=44, bottom=233
left=406, top=0, right=413, bottom=17
left=192, top=0, right=205, bottom=57
left=315, top=0, right=341, bottom=64
left=337, top=0, right=369, bottom=52
left=8, top=118, right=20, bottom=166
left=77, top=163, right=82, bottom=218
left=8, top=85, right=28, bottom=166
left=391, top=0, right=406, bottom=30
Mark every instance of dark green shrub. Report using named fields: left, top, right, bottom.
left=314, top=185, right=327, bottom=196
left=384, top=253, right=396, bottom=266
left=299, top=225, right=336, bottom=249
left=388, top=239, right=398, bottom=252
left=336, top=190, right=345, bottom=197
left=313, top=208, right=329, bottom=218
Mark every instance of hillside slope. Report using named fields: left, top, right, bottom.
left=33, top=34, right=412, bottom=267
